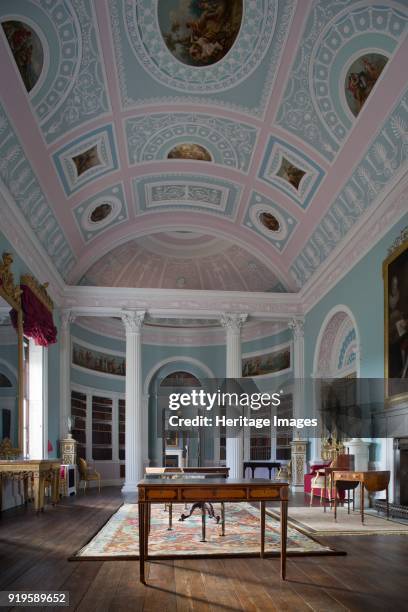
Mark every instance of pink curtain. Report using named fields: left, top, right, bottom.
left=11, top=284, right=57, bottom=346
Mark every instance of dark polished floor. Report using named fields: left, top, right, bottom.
left=0, top=487, right=407, bottom=611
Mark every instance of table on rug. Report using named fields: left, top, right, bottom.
left=144, top=467, right=230, bottom=529
left=0, top=459, right=61, bottom=513
left=138, top=478, right=289, bottom=584
left=243, top=461, right=281, bottom=479
left=333, top=470, right=390, bottom=524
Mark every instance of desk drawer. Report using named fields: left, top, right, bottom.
left=180, top=487, right=247, bottom=501
left=146, top=488, right=178, bottom=501
left=248, top=487, right=280, bottom=499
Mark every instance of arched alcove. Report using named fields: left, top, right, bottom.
left=146, top=357, right=215, bottom=467
left=314, top=306, right=360, bottom=379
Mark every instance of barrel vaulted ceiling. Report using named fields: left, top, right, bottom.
left=0, top=1, right=407, bottom=292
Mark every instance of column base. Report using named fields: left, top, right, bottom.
left=121, top=481, right=139, bottom=503
left=291, top=484, right=304, bottom=492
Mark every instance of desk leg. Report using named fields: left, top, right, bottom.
left=280, top=499, right=288, bottom=580
left=386, top=485, right=389, bottom=520
left=33, top=473, right=40, bottom=513
left=334, top=481, right=337, bottom=521
left=260, top=501, right=265, bottom=558
left=51, top=468, right=59, bottom=505
left=144, top=503, right=149, bottom=558
left=251, top=467, right=255, bottom=479
left=221, top=502, right=225, bottom=536
left=139, top=502, right=145, bottom=584
left=361, top=484, right=364, bottom=524
left=200, top=504, right=206, bottom=542
left=168, top=502, right=172, bottom=530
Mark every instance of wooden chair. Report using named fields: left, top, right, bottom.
left=78, top=458, right=101, bottom=493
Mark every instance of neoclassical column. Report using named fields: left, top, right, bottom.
left=121, top=310, right=145, bottom=493
left=288, top=319, right=306, bottom=488
left=288, top=319, right=305, bottom=418
left=220, top=313, right=247, bottom=479
left=59, top=309, right=76, bottom=440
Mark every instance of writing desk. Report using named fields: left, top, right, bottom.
left=243, top=461, right=281, bottom=479
left=333, top=470, right=390, bottom=523
left=138, top=477, right=289, bottom=584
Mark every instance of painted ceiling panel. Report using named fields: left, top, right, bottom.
left=0, top=0, right=407, bottom=292
left=276, top=1, right=408, bottom=160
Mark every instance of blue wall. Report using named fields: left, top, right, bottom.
left=305, top=213, right=408, bottom=379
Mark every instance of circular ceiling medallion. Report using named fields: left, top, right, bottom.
left=126, top=0, right=277, bottom=93
left=158, top=0, right=243, bottom=67
left=81, top=196, right=123, bottom=231
left=167, top=143, right=212, bottom=161
left=249, top=202, right=288, bottom=241
left=259, top=212, right=280, bottom=232
left=90, top=203, right=112, bottom=223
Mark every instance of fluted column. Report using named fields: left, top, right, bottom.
left=59, top=309, right=76, bottom=440
left=288, top=319, right=306, bottom=489
left=220, top=313, right=247, bottom=479
left=121, top=310, right=145, bottom=493
left=288, top=319, right=304, bottom=418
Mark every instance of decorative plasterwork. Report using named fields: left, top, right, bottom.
left=0, top=0, right=110, bottom=143
left=276, top=1, right=408, bottom=160
left=133, top=174, right=241, bottom=218
left=258, top=136, right=325, bottom=209
left=73, top=183, right=128, bottom=243
left=52, top=125, right=118, bottom=196
left=244, top=191, right=297, bottom=252
left=0, top=102, right=75, bottom=279
left=312, top=4, right=407, bottom=145
left=110, top=0, right=295, bottom=116
left=124, top=112, right=258, bottom=172
left=291, top=88, right=408, bottom=288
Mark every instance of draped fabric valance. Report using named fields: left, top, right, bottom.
left=11, top=281, right=57, bottom=347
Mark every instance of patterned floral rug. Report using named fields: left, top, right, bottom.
left=73, top=502, right=341, bottom=560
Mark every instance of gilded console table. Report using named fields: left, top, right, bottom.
left=0, top=459, right=61, bottom=513
left=138, top=478, right=289, bottom=583
left=333, top=470, right=390, bottom=524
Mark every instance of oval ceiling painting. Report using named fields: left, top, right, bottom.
left=158, top=0, right=243, bottom=67
left=2, top=20, right=44, bottom=93
left=167, top=143, right=212, bottom=161
left=345, top=53, right=388, bottom=117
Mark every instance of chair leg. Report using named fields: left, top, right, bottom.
left=310, top=488, right=313, bottom=506
left=98, top=478, right=101, bottom=493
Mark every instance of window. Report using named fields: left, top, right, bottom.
left=92, top=395, right=112, bottom=460
left=71, top=390, right=86, bottom=460
left=118, top=398, right=125, bottom=460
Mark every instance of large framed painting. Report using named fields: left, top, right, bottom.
left=383, top=232, right=408, bottom=402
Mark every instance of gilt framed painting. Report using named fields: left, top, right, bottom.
left=383, top=232, right=408, bottom=402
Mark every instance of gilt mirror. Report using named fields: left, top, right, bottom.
left=0, top=252, right=23, bottom=456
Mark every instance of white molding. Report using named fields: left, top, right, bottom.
left=313, top=304, right=361, bottom=378
left=0, top=179, right=65, bottom=303
left=300, top=175, right=408, bottom=313
left=143, top=356, right=215, bottom=396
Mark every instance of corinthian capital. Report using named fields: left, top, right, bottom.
left=60, top=309, right=76, bottom=331
left=121, top=309, right=145, bottom=333
left=288, top=318, right=304, bottom=339
left=220, top=313, right=248, bottom=334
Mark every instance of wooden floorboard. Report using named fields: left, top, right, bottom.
left=0, top=487, right=407, bottom=611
